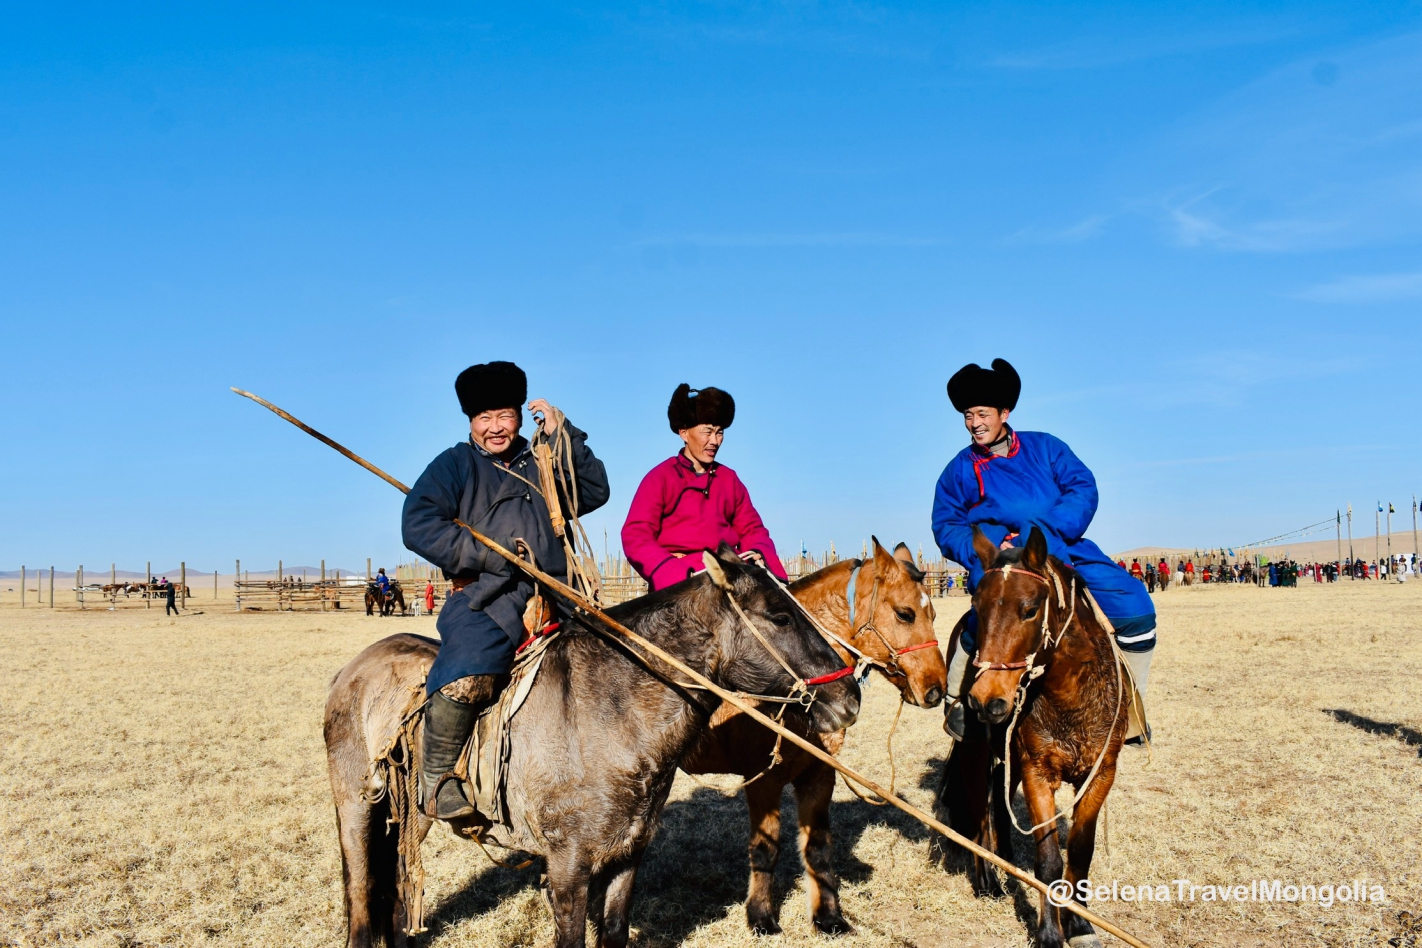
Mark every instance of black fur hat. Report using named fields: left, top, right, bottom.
left=667, top=384, right=735, bottom=432
left=455, top=361, right=527, bottom=418
left=947, top=358, right=1021, bottom=412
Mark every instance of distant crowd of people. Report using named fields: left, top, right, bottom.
left=1118, top=552, right=1420, bottom=590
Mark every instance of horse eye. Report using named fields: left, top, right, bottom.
left=895, top=608, right=915, bottom=624
left=1022, top=604, right=1039, bottom=620
left=770, top=613, right=792, bottom=627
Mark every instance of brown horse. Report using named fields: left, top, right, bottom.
left=324, top=545, right=860, bottom=948
left=681, top=539, right=947, bottom=935
left=382, top=582, right=407, bottom=617
left=933, top=526, right=1126, bottom=948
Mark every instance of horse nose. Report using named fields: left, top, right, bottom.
left=985, top=697, right=1010, bottom=722
left=966, top=693, right=983, bottom=712
left=922, top=685, right=943, bottom=708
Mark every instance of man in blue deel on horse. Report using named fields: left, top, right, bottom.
left=931, top=358, right=1156, bottom=745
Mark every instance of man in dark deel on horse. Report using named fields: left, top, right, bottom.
left=401, top=360, right=610, bottom=820
left=931, top=359, right=1157, bottom=745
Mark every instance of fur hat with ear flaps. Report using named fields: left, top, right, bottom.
left=667, top=384, right=735, bottom=433
left=455, top=361, right=527, bottom=418
left=946, top=358, right=1021, bottom=412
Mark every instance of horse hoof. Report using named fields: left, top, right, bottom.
left=1067, top=936, right=1103, bottom=948
left=747, top=914, right=781, bottom=936
left=812, top=913, right=853, bottom=936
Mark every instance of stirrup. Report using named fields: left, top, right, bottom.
left=424, top=772, right=476, bottom=820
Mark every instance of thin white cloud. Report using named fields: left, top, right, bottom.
left=1164, top=192, right=1340, bottom=252
left=1294, top=271, right=1422, bottom=303
left=637, top=232, right=939, bottom=248
left=986, top=21, right=1305, bottom=71
left=1003, top=215, right=1108, bottom=245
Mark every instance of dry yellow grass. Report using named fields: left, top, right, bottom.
left=1, top=582, right=1419, bottom=947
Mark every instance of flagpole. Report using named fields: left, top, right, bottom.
left=1413, top=495, right=1419, bottom=565
left=1375, top=502, right=1381, bottom=578
left=1387, top=503, right=1393, bottom=576
left=1347, top=503, right=1354, bottom=579
left=1336, top=510, right=1342, bottom=567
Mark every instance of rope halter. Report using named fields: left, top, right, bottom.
left=701, top=552, right=853, bottom=707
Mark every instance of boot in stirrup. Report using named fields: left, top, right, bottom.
left=420, top=691, right=478, bottom=820
left=942, top=637, right=973, bottom=742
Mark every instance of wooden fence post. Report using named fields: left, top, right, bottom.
left=235, top=559, right=241, bottom=612
left=367, top=557, right=372, bottom=581
left=181, top=562, right=186, bottom=609
left=49, top=566, right=54, bottom=608
left=78, top=565, right=84, bottom=609
left=321, top=559, right=327, bottom=612
left=214, top=570, right=218, bottom=600
left=146, top=561, right=151, bottom=609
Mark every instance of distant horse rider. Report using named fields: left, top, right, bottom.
left=402, top=360, right=610, bottom=820
left=164, top=577, right=178, bottom=616
left=622, top=384, right=787, bottom=589
left=375, top=567, right=390, bottom=598
left=1129, top=558, right=1145, bottom=583
left=931, top=359, right=1157, bottom=745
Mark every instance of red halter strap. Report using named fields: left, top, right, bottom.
left=895, top=639, right=940, bottom=655
left=802, top=665, right=856, bottom=686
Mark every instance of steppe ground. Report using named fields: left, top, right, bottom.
left=1, top=581, right=1419, bottom=948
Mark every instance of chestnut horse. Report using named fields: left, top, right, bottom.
left=681, top=539, right=948, bottom=935
left=933, top=526, right=1127, bottom=948
left=324, top=546, right=860, bottom=948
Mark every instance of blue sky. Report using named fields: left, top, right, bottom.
left=3, top=2, right=1421, bottom=572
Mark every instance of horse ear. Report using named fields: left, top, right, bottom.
left=701, top=551, right=733, bottom=591
left=1023, top=526, right=1048, bottom=571
left=890, top=542, right=925, bottom=582
left=972, top=525, right=998, bottom=570
left=714, top=541, right=740, bottom=565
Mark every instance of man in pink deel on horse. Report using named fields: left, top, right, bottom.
left=622, top=384, right=788, bottom=590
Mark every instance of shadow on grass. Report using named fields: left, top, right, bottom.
left=421, top=750, right=1058, bottom=945
left=1324, top=708, right=1422, bottom=757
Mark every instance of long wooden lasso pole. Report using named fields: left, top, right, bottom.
left=230, top=387, right=1153, bottom=948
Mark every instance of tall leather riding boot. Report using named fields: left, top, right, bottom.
left=420, top=691, right=479, bottom=820
left=942, top=638, right=972, bottom=741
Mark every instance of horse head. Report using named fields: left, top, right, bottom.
left=966, top=525, right=1062, bottom=726
left=856, top=538, right=948, bottom=708
left=699, top=542, right=861, bottom=733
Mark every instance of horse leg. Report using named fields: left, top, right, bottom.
left=334, top=791, right=421, bottom=948
left=744, top=775, right=786, bottom=934
left=1022, top=770, right=1067, bottom=948
left=593, top=857, right=642, bottom=948
left=546, top=852, right=593, bottom=948
left=792, top=762, right=850, bottom=934
left=1060, top=769, right=1117, bottom=948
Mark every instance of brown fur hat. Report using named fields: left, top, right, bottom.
left=947, top=358, right=1020, bottom=412
left=667, top=384, right=735, bottom=432
left=455, top=361, right=527, bottom=418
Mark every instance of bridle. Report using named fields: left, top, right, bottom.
left=844, top=559, right=940, bottom=672
left=971, top=562, right=1076, bottom=674
left=702, top=554, right=854, bottom=709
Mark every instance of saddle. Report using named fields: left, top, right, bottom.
left=451, top=619, right=562, bottom=828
